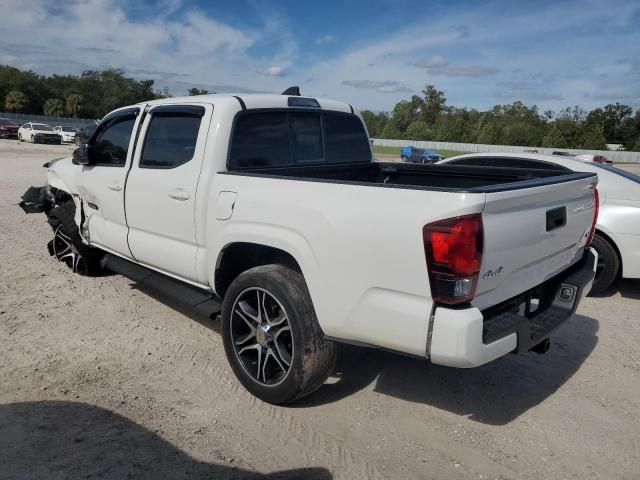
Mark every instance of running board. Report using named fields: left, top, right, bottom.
left=101, top=254, right=222, bottom=320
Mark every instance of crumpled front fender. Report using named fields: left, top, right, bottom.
left=19, top=186, right=55, bottom=214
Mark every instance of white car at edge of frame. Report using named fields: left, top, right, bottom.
left=440, top=152, right=640, bottom=294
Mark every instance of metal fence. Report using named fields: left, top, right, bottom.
left=372, top=138, right=640, bottom=163
left=0, top=112, right=98, bottom=129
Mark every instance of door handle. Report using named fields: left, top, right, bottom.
left=168, top=188, right=190, bottom=201
left=107, top=183, right=123, bottom=192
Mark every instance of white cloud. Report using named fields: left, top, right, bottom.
left=414, top=56, right=448, bottom=68
left=0, top=0, right=638, bottom=111
left=342, top=79, right=413, bottom=93
left=315, top=35, right=335, bottom=45
left=262, top=66, right=286, bottom=77
left=0, top=0, right=296, bottom=94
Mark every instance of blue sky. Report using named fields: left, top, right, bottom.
left=1, top=0, right=639, bottom=112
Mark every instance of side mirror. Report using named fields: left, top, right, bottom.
left=72, top=144, right=90, bottom=165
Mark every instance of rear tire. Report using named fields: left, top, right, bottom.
left=589, top=234, right=620, bottom=294
left=18, top=133, right=23, bottom=142
left=221, top=265, right=336, bottom=404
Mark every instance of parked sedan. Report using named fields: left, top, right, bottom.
left=440, top=152, right=640, bottom=294
left=0, top=118, right=19, bottom=139
left=53, top=125, right=79, bottom=143
left=400, top=146, right=445, bottom=163
left=18, top=122, right=61, bottom=144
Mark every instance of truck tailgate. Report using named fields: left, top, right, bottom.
left=474, top=175, right=597, bottom=310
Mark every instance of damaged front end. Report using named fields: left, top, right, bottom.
left=19, top=185, right=57, bottom=214
left=19, top=185, right=99, bottom=275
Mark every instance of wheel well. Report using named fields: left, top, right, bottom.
left=595, top=229, right=623, bottom=272
left=215, top=243, right=302, bottom=297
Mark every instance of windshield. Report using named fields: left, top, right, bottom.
left=61, top=126, right=76, bottom=132
left=32, top=124, right=54, bottom=131
left=591, top=163, right=640, bottom=184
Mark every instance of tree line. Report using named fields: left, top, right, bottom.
left=361, top=86, right=640, bottom=151
left=3, top=65, right=639, bottom=151
left=0, top=65, right=173, bottom=119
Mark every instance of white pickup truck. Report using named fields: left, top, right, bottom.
left=20, top=90, right=598, bottom=404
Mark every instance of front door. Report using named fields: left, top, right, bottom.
left=125, top=104, right=211, bottom=282
left=77, top=107, right=142, bottom=258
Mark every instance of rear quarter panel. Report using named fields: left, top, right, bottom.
left=205, top=174, right=487, bottom=356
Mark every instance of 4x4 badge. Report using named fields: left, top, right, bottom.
left=482, top=267, right=503, bottom=279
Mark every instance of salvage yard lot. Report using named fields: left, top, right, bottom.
left=1, top=140, right=639, bottom=479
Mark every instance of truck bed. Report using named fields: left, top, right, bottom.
left=222, top=161, right=595, bottom=192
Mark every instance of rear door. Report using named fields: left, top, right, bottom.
left=125, top=103, right=212, bottom=282
left=474, top=176, right=598, bottom=309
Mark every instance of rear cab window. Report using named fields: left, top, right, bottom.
left=141, top=114, right=203, bottom=169
left=228, top=110, right=371, bottom=170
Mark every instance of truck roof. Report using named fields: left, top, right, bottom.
left=142, top=93, right=354, bottom=114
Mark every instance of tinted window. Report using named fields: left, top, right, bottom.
left=323, top=114, right=371, bottom=164
left=141, top=115, right=201, bottom=169
left=228, top=111, right=371, bottom=169
left=290, top=115, right=323, bottom=163
left=91, top=116, right=136, bottom=166
left=230, top=113, right=290, bottom=168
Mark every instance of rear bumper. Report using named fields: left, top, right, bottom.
left=429, top=248, right=597, bottom=368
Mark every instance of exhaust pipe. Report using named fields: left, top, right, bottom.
left=530, top=339, right=550, bottom=355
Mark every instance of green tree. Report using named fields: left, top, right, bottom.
left=405, top=120, right=431, bottom=140
left=5, top=89, right=27, bottom=112
left=188, top=87, right=210, bottom=96
left=361, top=110, right=389, bottom=138
left=542, top=124, right=568, bottom=148
left=578, top=124, right=606, bottom=150
left=632, top=139, right=640, bottom=152
left=421, top=85, right=446, bottom=125
left=66, top=94, right=81, bottom=117
left=43, top=98, right=65, bottom=116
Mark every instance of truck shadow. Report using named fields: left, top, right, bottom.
left=0, top=401, right=332, bottom=480
left=298, top=315, right=599, bottom=426
left=111, top=261, right=598, bottom=426
left=592, top=278, right=640, bottom=300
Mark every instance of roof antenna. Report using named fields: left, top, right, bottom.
left=281, top=86, right=300, bottom=96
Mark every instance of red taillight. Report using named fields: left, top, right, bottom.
left=586, top=188, right=599, bottom=245
left=423, top=214, right=484, bottom=305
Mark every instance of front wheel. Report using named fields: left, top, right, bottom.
left=221, top=265, right=336, bottom=404
left=589, top=234, right=620, bottom=294
left=18, top=133, right=23, bottom=142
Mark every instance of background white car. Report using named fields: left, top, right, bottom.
left=18, top=122, right=62, bottom=144
left=441, top=152, right=640, bottom=294
left=53, top=125, right=78, bottom=143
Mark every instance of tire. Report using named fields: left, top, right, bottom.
left=589, top=234, right=620, bottom=294
left=400, top=155, right=407, bottom=162
left=221, top=265, right=336, bottom=404
left=46, top=199, right=102, bottom=275
left=18, top=133, right=23, bottom=142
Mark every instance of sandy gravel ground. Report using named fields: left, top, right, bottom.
left=1, top=140, right=639, bottom=479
